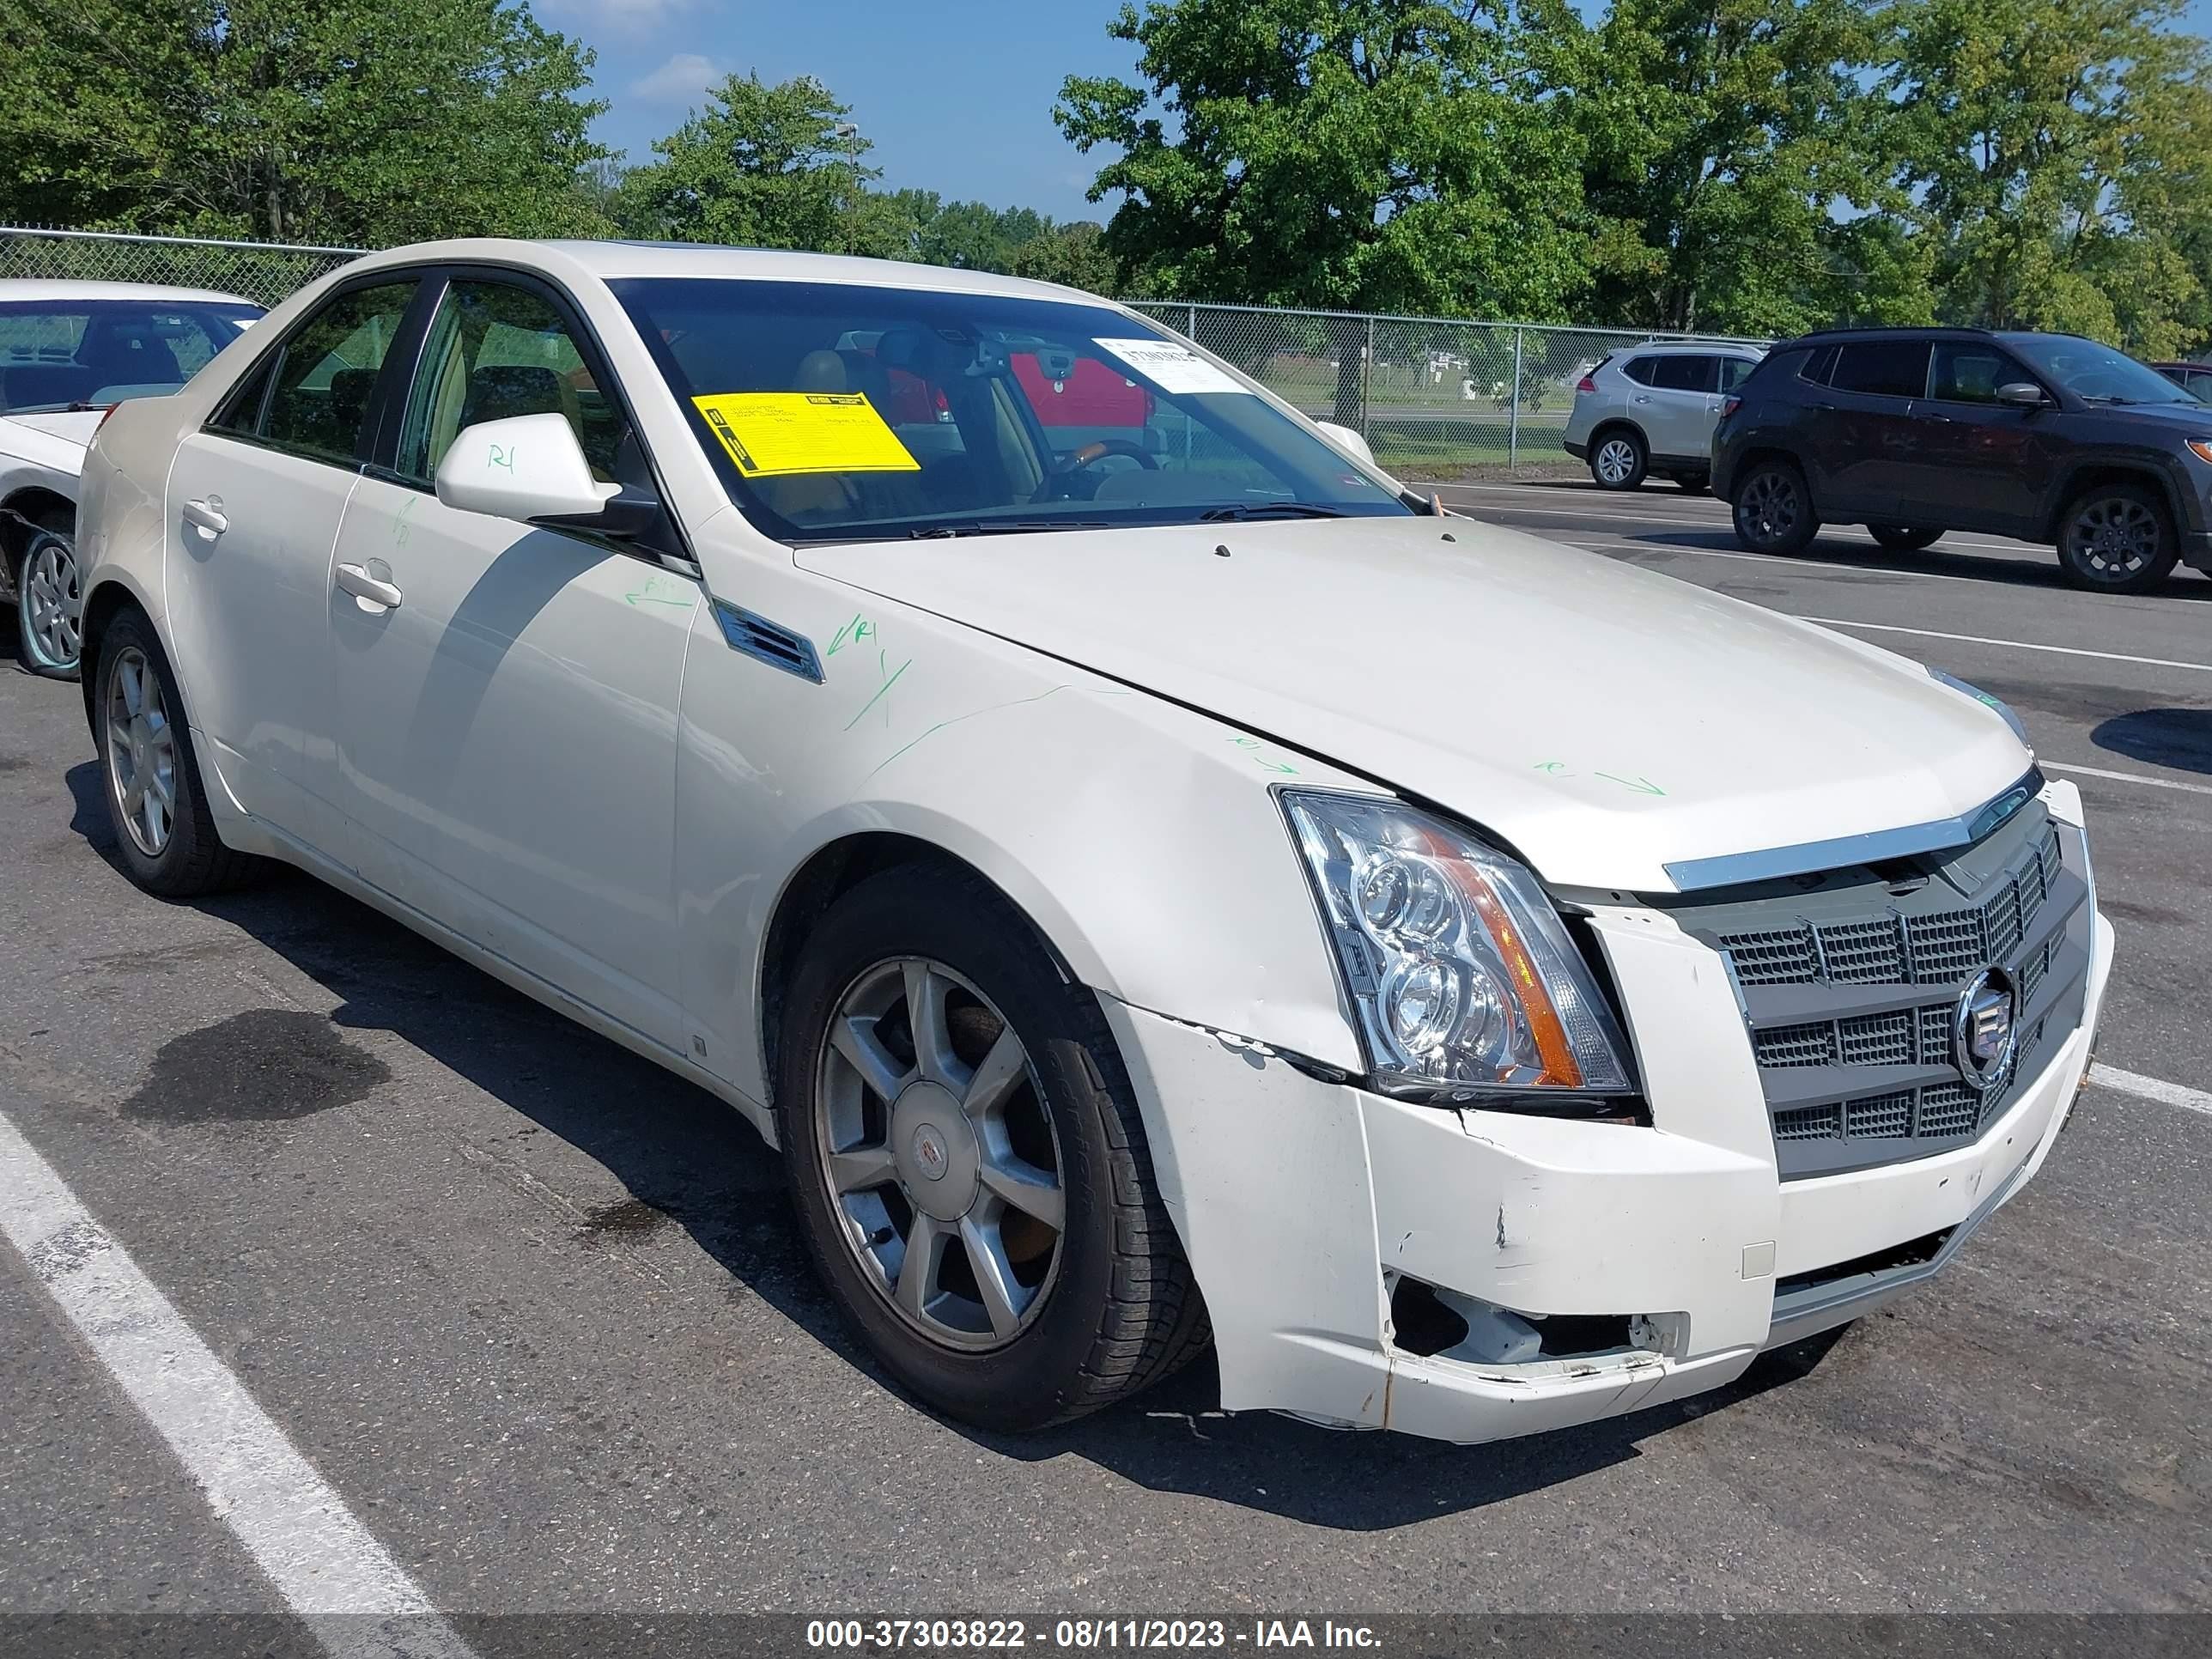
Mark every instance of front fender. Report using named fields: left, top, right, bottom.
left=670, top=573, right=1372, bottom=1109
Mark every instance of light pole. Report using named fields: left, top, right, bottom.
left=833, top=120, right=860, bottom=254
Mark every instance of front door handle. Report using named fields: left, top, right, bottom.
left=182, top=496, right=228, bottom=535
left=335, top=562, right=404, bottom=611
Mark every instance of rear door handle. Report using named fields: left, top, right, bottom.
left=182, top=496, right=228, bottom=535
left=335, top=562, right=404, bottom=611
left=1632, top=394, right=1652, bottom=404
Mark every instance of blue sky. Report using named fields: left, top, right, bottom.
left=542, top=0, right=2212, bottom=225
left=538, top=0, right=1144, bottom=222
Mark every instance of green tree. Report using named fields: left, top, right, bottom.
left=1011, top=222, right=1120, bottom=295
left=614, top=73, right=917, bottom=257
left=0, top=0, right=608, bottom=243
left=1056, top=0, right=1595, bottom=420
left=1880, top=0, right=2212, bottom=353
left=1562, top=0, right=1899, bottom=334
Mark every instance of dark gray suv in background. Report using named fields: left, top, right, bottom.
left=1711, top=326, right=2212, bottom=592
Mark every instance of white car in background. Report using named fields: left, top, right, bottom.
left=1564, top=340, right=1766, bottom=492
left=0, top=280, right=264, bottom=676
left=76, top=240, right=2107, bottom=1443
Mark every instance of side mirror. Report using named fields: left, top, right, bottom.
left=434, top=412, right=658, bottom=537
left=1314, top=420, right=1376, bottom=465
left=1996, top=382, right=2050, bottom=408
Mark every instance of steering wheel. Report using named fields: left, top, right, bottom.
left=1036, top=438, right=1159, bottom=501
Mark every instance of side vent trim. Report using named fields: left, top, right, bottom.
left=713, top=600, right=823, bottom=684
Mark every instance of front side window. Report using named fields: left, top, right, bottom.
left=2009, top=336, right=2199, bottom=407
left=249, top=282, right=417, bottom=462
left=1830, top=341, right=1931, bottom=399
left=616, top=278, right=1409, bottom=540
left=1929, top=343, right=2030, bottom=404
left=397, top=280, right=628, bottom=483
left=0, top=300, right=262, bottom=415
left=1649, top=356, right=1714, bottom=392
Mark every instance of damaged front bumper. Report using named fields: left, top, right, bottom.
left=1097, top=901, right=2114, bottom=1446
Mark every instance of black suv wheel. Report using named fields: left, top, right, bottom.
left=1731, top=459, right=1819, bottom=555
left=2057, top=483, right=2179, bottom=593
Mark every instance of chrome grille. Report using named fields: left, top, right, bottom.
left=1683, top=802, right=2093, bottom=1178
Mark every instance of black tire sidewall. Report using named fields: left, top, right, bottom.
left=2057, top=484, right=2179, bottom=593
left=775, top=868, right=1129, bottom=1431
left=94, top=611, right=212, bottom=892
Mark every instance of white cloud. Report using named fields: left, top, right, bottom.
left=629, top=52, right=720, bottom=104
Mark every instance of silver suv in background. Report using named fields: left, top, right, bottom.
left=1565, top=341, right=1765, bottom=492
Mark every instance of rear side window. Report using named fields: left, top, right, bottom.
left=1830, top=340, right=1931, bottom=399
left=1649, top=356, right=1715, bottom=392
left=1800, top=345, right=1838, bottom=385
left=1620, top=357, right=1658, bottom=386
left=1718, top=356, right=1759, bottom=391
left=231, top=282, right=416, bottom=464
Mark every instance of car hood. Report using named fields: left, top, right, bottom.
left=2094, top=400, right=2212, bottom=430
left=0, top=410, right=100, bottom=447
left=794, top=516, right=2032, bottom=892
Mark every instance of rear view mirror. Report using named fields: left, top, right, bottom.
left=1314, top=420, right=1376, bottom=465
left=435, top=412, right=656, bottom=535
left=1996, top=382, right=2050, bottom=407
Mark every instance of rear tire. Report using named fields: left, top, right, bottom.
left=91, top=609, right=260, bottom=896
left=777, top=863, right=1208, bottom=1431
left=2055, top=483, right=2179, bottom=593
left=14, top=514, right=82, bottom=679
left=1589, top=429, right=1646, bottom=490
left=1731, top=458, right=1820, bottom=555
left=1868, top=524, right=1942, bottom=552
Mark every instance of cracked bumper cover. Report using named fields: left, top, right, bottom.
left=1098, top=901, right=2114, bottom=1446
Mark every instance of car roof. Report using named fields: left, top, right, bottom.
left=1618, top=340, right=1764, bottom=356
left=333, top=237, right=1108, bottom=307
left=0, top=278, right=262, bottom=307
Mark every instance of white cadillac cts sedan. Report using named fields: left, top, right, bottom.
left=76, top=241, right=2112, bottom=1443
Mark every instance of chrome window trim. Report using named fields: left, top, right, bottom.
left=1662, top=769, right=2041, bottom=893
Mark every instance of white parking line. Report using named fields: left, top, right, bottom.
left=0, top=1106, right=477, bottom=1659
left=1796, top=616, right=2212, bottom=674
left=2044, top=761, right=2212, bottom=798
left=2091, top=1064, right=2212, bottom=1118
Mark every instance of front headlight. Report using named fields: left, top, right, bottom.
left=1279, top=790, right=1637, bottom=1102
left=1929, top=666, right=2032, bottom=751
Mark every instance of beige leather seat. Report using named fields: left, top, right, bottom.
left=753, top=352, right=861, bottom=523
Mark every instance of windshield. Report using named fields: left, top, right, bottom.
left=0, top=299, right=262, bottom=415
left=614, top=278, right=1410, bottom=541
left=2008, top=336, right=2198, bottom=406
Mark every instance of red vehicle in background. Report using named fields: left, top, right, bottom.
left=1010, top=349, right=1156, bottom=447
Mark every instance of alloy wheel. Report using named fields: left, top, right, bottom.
left=814, top=957, right=1065, bottom=1352
left=21, top=530, right=82, bottom=670
left=1737, top=470, right=1801, bottom=547
left=106, top=646, right=178, bottom=856
left=1594, top=438, right=1638, bottom=486
left=2066, top=495, right=2161, bottom=582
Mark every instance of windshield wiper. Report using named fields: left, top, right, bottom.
left=1197, top=502, right=1347, bottom=521
left=907, top=520, right=1111, bottom=538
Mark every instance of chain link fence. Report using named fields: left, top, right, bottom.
left=1129, top=301, right=1765, bottom=477
left=0, top=225, right=361, bottom=308
left=0, top=224, right=1756, bottom=476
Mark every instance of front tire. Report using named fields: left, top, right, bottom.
left=92, top=610, right=259, bottom=896
left=777, top=864, right=1207, bottom=1431
left=15, top=519, right=82, bottom=679
left=1589, top=429, right=1646, bottom=490
left=1731, top=459, right=1820, bottom=555
left=1868, top=524, right=1943, bottom=551
left=2056, top=483, right=2179, bottom=593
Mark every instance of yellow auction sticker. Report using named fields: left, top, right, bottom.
left=690, top=391, right=921, bottom=478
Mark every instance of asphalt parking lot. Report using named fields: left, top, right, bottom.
left=2, top=481, right=2208, bottom=1640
